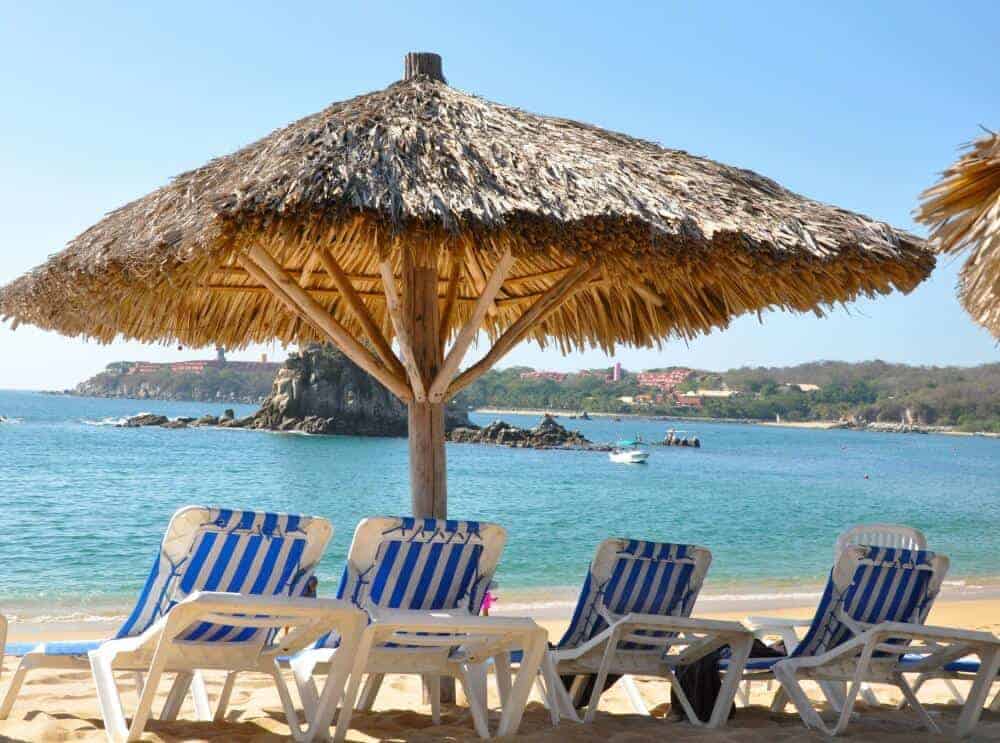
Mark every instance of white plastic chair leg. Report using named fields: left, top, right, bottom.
left=494, top=653, right=512, bottom=708
left=495, top=634, right=546, bottom=737
left=958, top=649, right=1000, bottom=738
left=333, top=631, right=376, bottom=743
left=943, top=678, right=966, bottom=703
left=190, top=671, right=211, bottom=721
left=290, top=652, right=322, bottom=718
left=215, top=671, right=238, bottom=721
left=427, top=674, right=441, bottom=724
left=709, top=635, right=752, bottom=728
left=458, top=664, right=490, bottom=738
left=769, top=685, right=789, bottom=712
left=0, top=657, right=32, bottom=719
left=620, top=675, right=649, bottom=715
left=90, top=651, right=130, bottom=743
left=358, top=673, right=384, bottom=711
left=160, top=672, right=191, bottom=720
left=735, top=680, right=750, bottom=707
left=127, top=652, right=168, bottom=741
left=894, top=674, right=940, bottom=734
left=771, top=661, right=826, bottom=731
left=583, top=637, right=616, bottom=723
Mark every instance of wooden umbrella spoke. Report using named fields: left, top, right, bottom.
left=318, top=248, right=406, bottom=380
left=380, top=255, right=427, bottom=402
left=429, top=248, right=514, bottom=402
left=240, top=245, right=412, bottom=402
left=447, top=261, right=601, bottom=399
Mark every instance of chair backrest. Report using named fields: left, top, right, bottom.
left=835, top=524, right=927, bottom=561
left=114, top=506, right=332, bottom=643
left=556, top=538, right=711, bottom=650
left=337, top=516, right=506, bottom=612
left=793, top=545, right=948, bottom=659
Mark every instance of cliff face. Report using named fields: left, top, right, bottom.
left=248, top=344, right=471, bottom=436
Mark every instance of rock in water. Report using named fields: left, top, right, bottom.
left=245, top=344, right=471, bottom=437
left=119, top=413, right=168, bottom=427
left=448, top=414, right=593, bottom=449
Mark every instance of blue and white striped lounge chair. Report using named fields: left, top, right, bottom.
left=287, top=516, right=548, bottom=741
left=743, top=523, right=929, bottom=708
left=0, top=506, right=366, bottom=743
left=741, top=545, right=999, bottom=737
left=543, top=538, right=754, bottom=727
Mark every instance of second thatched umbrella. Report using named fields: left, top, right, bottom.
left=1, top=53, right=933, bottom=518
left=917, top=130, right=1000, bottom=338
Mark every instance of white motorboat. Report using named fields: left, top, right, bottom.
left=609, top=440, right=649, bottom=464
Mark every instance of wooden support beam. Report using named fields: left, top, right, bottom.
left=463, top=244, right=499, bottom=317
left=446, top=262, right=601, bottom=398
left=239, top=246, right=412, bottom=402
left=379, top=256, right=427, bottom=402
left=317, top=248, right=406, bottom=380
left=438, top=254, right=463, bottom=356
left=405, top=244, right=447, bottom=519
left=428, top=249, right=514, bottom=402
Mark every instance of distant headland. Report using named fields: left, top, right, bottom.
left=55, top=354, right=1000, bottom=436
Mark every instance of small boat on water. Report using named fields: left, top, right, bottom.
left=609, top=440, right=649, bottom=464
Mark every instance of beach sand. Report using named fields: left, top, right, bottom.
left=1, top=598, right=998, bottom=741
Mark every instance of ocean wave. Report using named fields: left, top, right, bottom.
left=81, top=416, right=128, bottom=427
left=0, top=416, right=24, bottom=424
left=7, top=611, right=127, bottom=624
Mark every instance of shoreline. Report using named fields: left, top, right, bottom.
left=473, top=407, right=1000, bottom=438
left=7, top=576, right=999, bottom=631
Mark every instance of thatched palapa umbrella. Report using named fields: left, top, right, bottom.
left=1, top=53, right=933, bottom=518
left=917, top=130, right=1000, bottom=338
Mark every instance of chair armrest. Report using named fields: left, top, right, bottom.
left=618, top=613, right=750, bottom=636
left=166, top=592, right=366, bottom=655
left=867, top=621, right=1000, bottom=647
left=745, top=615, right=813, bottom=630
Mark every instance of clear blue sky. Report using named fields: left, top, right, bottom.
left=1, top=1, right=997, bottom=389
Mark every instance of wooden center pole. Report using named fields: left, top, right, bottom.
left=404, top=248, right=447, bottom=519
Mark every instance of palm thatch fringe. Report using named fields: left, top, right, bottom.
left=917, top=131, right=1000, bottom=338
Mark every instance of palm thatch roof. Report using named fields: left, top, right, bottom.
left=917, top=131, right=1000, bottom=339
left=1, top=55, right=932, bottom=357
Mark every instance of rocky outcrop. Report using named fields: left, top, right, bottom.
left=119, top=413, right=169, bottom=427
left=242, top=344, right=471, bottom=437
left=109, top=345, right=474, bottom=437
left=448, top=414, right=598, bottom=449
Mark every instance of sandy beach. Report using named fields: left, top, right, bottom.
left=3, top=596, right=997, bottom=741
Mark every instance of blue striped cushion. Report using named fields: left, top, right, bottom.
left=114, top=508, right=315, bottom=644
left=793, top=546, right=938, bottom=659
left=558, top=541, right=702, bottom=651
left=315, top=517, right=490, bottom=649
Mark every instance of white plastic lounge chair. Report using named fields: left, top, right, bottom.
left=743, top=522, right=928, bottom=708
left=736, top=544, right=1000, bottom=737
left=0, top=506, right=366, bottom=743
left=542, top=538, right=754, bottom=727
left=286, top=516, right=547, bottom=741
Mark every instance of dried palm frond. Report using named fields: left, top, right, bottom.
left=917, top=131, right=1000, bottom=338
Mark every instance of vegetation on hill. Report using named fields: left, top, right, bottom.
left=457, top=361, right=1000, bottom=432
left=73, top=365, right=275, bottom=404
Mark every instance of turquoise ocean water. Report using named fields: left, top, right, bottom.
left=1, top=389, right=998, bottom=621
